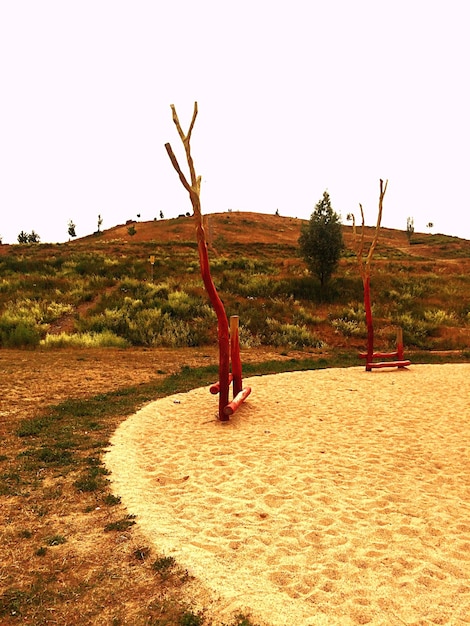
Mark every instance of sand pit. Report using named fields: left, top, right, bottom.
left=105, top=364, right=470, bottom=625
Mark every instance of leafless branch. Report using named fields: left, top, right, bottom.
left=165, top=103, right=202, bottom=222
left=170, top=102, right=200, bottom=195
left=350, top=180, right=388, bottom=279
left=365, top=179, right=387, bottom=266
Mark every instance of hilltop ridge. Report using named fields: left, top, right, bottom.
left=73, top=211, right=470, bottom=261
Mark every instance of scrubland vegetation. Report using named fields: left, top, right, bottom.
left=1, top=213, right=470, bottom=355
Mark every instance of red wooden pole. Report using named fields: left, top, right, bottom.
left=396, top=326, right=404, bottom=360
left=230, top=315, right=243, bottom=397
left=363, top=274, right=374, bottom=370
left=196, top=225, right=230, bottom=420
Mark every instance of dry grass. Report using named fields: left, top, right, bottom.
left=1, top=346, right=323, bottom=626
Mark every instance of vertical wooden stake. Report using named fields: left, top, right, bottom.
left=230, top=315, right=243, bottom=397
left=396, top=327, right=404, bottom=361
left=364, top=274, right=374, bottom=370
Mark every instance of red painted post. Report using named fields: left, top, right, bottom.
left=363, top=274, right=374, bottom=371
left=396, top=327, right=404, bottom=361
left=195, top=225, right=230, bottom=419
left=230, top=315, right=243, bottom=397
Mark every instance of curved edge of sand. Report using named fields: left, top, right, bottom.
left=105, top=365, right=470, bottom=626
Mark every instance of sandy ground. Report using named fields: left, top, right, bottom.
left=105, top=365, right=470, bottom=626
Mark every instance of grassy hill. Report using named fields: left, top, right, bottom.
left=1, top=211, right=470, bottom=354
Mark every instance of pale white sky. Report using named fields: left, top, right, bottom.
left=1, top=0, right=469, bottom=244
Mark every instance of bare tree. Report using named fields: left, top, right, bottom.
left=348, top=180, right=387, bottom=367
left=164, top=103, right=232, bottom=420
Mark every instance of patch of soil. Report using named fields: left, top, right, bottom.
left=0, top=346, right=313, bottom=423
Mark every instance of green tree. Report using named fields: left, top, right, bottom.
left=68, top=220, right=76, bottom=239
left=406, top=216, right=414, bottom=243
left=17, top=230, right=40, bottom=243
left=298, top=191, right=344, bottom=294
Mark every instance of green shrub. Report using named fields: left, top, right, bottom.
left=80, top=305, right=213, bottom=348
left=0, top=299, right=72, bottom=330
left=179, top=611, right=205, bottom=626
left=329, top=302, right=367, bottom=337
left=423, top=309, right=456, bottom=325
left=276, top=275, right=320, bottom=301
left=292, top=306, right=323, bottom=326
left=40, top=331, right=130, bottom=349
left=0, top=319, right=40, bottom=348
left=263, top=318, right=324, bottom=348
left=394, top=313, right=432, bottom=348
left=163, top=290, right=213, bottom=320
left=331, top=318, right=367, bottom=337
left=45, top=535, right=66, bottom=546
left=151, top=555, right=177, bottom=576
left=334, top=302, right=366, bottom=322
left=221, top=272, right=280, bottom=298
left=210, top=256, right=274, bottom=273
left=238, top=324, right=261, bottom=348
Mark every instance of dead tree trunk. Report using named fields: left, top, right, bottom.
left=164, top=103, right=230, bottom=419
left=349, top=179, right=387, bottom=368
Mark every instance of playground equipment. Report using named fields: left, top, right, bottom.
left=165, top=103, right=251, bottom=419
left=209, top=316, right=253, bottom=416
left=349, top=179, right=411, bottom=372
left=212, top=315, right=252, bottom=417
left=359, top=327, right=411, bottom=370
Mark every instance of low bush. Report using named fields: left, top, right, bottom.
left=331, top=318, right=367, bottom=337
left=423, top=308, right=456, bottom=326
left=0, top=320, right=40, bottom=348
left=221, top=272, right=280, bottom=298
left=263, top=317, right=324, bottom=349
left=394, top=312, right=433, bottom=348
left=238, top=324, right=261, bottom=349
left=79, top=305, right=214, bottom=347
left=40, top=331, right=129, bottom=349
left=292, top=306, right=323, bottom=326
left=334, top=302, right=366, bottom=322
